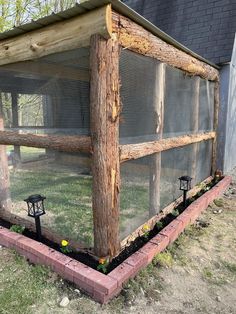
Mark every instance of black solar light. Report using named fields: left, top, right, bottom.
left=24, top=194, right=46, bottom=241
left=179, top=176, right=192, bottom=208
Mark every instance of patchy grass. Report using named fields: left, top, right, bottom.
left=9, top=165, right=149, bottom=245
left=0, top=249, right=58, bottom=314
left=152, top=252, right=174, bottom=268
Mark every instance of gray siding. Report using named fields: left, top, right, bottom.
left=123, top=0, right=236, bottom=64
left=224, top=36, right=236, bottom=172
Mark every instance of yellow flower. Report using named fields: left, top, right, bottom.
left=61, top=240, right=69, bottom=247
left=99, top=258, right=106, bottom=265
left=142, top=224, right=150, bottom=232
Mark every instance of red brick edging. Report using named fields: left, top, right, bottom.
left=0, top=176, right=232, bottom=303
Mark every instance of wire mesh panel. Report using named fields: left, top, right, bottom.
left=160, top=145, right=195, bottom=208
left=6, top=145, right=93, bottom=246
left=0, top=47, right=90, bottom=136
left=120, top=157, right=150, bottom=240
left=163, top=65, right=197, bottom=138
left=195, top=141, right=213, bottom=184
left=198, top=79, right=214, bottom=132
left=119, top=49, right=161, bottom=144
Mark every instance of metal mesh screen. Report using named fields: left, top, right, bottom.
left=0, top=47, right=93, bottom=246
left=119, top=50, right=215, bottom=240
left=199, top=79, right=214, bottom=132
left=120, top=157, right=149, bottom=240
left=195, top=141, right=213, bottom=184
left=163, top=65, right=196, bottom=138
left=6, top=145, right=93, bottom=246
left=119, top=49, right=161, bottom=144
left=0, top=47, right=90, bottom=135
left=160, top=145, right=195, bottom=208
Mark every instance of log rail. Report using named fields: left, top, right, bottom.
left=0, top=131, right=215, bottom=158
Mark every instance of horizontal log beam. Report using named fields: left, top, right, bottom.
left=0, top=5, right=112, bottom=65
left=121, top=176, right=213, bottom=249
left=0, top=209, right=91, bottom=253
left=120, top=132, right=215, bottom=162
left=0, top=130, right=91, bottom=153
left=112, top=11, right=219, bottom=81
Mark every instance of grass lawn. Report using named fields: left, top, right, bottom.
left=7, top=147, right=149, bottom=245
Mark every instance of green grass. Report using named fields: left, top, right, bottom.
left=10, top=167, right=94, bottom=245
left=9, top=164, right=149, bottom=246
left=0, top=250, right=57, bottom=314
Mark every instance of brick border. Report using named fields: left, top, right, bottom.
left=0, top=176, right=232, bottom=303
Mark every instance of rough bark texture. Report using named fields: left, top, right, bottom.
left=11, top=92, right=21, bottom=163
left=90, top=34, right=120, bottom=258
left=121, top=176, right=213, bottom=249
left=120, top=132, right=216, bottom=162
left=212, top=82, right=220, bottom=175
left=0, top=130, right=91, bottom=153
left=149, top=63, right=165, bottom=217
left=0, top=95, right=11, bottom=211
left=0, top=6, right=112, bottom=66
left=190, top=77, right=200, bottom=181
left=112, top=11, right=219, bottom=82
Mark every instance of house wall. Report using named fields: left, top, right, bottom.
left=223, top=36, right=236, bottom=172
left=217, top=63, right=230, bottom=171
left=123, top=0, right=236, bottom=64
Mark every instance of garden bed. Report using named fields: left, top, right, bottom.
left=0, top=175, right=232, bottom=303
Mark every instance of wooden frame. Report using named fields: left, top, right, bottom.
left=90, top=34, right=121, bottom=257
left=0, top=5, right=112, bottom=66
left=0, top=4, right=220, bottom=258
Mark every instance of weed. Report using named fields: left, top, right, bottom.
left=172, top=209, right=179, bottom=217
left=155, top=221, right=163, bottom=230
left=10, top=224, right=25, bottom=234
left=153, top=251, right=174, bottom=268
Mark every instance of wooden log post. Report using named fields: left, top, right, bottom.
left=90, top=34, right=120, bottom=258
left=212, top=82, right=220, bottom=175
left=0, top=93, right=11, bottom=211
left=190, top=77, right=200, bottom=183
left=11, top=92, right=21, bottom=166
left=149, top=63, right=165, bottom=218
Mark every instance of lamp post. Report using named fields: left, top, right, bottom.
left=178, top=176, right=192, bottom=208
left=24, top=194, right=46, bottom=241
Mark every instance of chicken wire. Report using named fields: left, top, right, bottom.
left=119, top=49, right=161, bottom=144
left=6, top=145, right=93, bottom=246
left=163, top=65, right=196, bottom=138
left=0, top=47, right=93, bottom=246
left=0, top=47, right=90, bottom=135
left=119, top=50, right=215, bottom=240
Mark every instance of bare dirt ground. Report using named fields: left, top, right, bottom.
left=0, top=170, right=236, bottom=314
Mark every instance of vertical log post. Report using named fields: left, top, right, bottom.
left=0, top=92, right=11, bottom=211
left=190, top=77, right=200, bottom=183
left=90, top=34, right=120, bottom=258
left=212, top=81, right=220, bottom=175
left=11, top=92, right=21, bottom=165
left=149, top=63, right=165, bottom=217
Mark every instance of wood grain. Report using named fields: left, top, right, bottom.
left=120, top=132, right=216, bottom=162
left=112, top=11, right=219, bottom=82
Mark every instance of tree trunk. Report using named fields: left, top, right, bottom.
left=149, top=63, right=165, bottom=217
left=0, top=92, right=11, bottom=211
left=90, top=34, right=120, bottom=258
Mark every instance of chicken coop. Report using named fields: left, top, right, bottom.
left=0, top=0, right=219, bottom=258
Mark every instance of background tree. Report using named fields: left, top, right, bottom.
left=0, top=0, right=76, bottom=31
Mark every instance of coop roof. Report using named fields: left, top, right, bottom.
left=0, top=0, right=218, bottom=69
